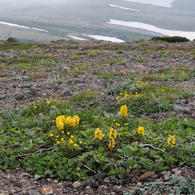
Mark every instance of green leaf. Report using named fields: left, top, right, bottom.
left=128, top=159, right=134, bottom=167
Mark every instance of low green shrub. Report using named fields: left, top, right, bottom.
left=151, top=36, right=190, bottom=43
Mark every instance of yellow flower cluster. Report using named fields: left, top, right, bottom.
left=109, top=140, right=116, bottom=149
left=56, top=115, right=65, bottom=130
left=109, top=128, right=117, bottom=149
left=109, top=128, right=117, bottom=140
left=65, top=115, right=80, bottom=127
left=56, top=115, right=80, bottom=130
left=120, top=105, right=127, bottom=119
left=94, top=128, right=105, bottom=140
left=137, top=126, right=145, bottom=135
left=167, top=135, right=176, bottom=148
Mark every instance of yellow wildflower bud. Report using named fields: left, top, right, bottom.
left=137, top=126, right=145, bottom=135
left=50, top=134, right=53, bottom=137
left=109, top=140, right=116, bottom=149
left=109, top=128, right=117, bottom=140
left=167, top=135, right=176, bottom=148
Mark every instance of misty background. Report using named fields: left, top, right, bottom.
left=0, top=0, right=195, bottom=42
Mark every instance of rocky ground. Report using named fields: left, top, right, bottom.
left=0, top=39, right=195, bottom=194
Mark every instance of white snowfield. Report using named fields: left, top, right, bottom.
left=109, top=4, right=140, bottom=12
left=82, top=33, right=124, bottom=43
left=123, top=0, right=175, bottom=8
left=108, top=19, right=195, bottom=41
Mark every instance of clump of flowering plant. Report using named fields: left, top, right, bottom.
left=94, top=128, right=105, bottom=141
left=94, top=128, right=105, bottom=146
left=167, top=135, right=176, bottom=148
left=108, top=128, right=117, bottom=156
left=137, top=126, right=145, bottom=135
left=120, top=105, right=127, bottom=119
left=56, top=115, right=80, bottom=131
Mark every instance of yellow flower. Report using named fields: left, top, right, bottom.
left=34, top=106, right=37, bottom=109
left=37, top=103, right=39, bottom=105
left=124, top=123, right=129, bottom=126
left=65, top=115, right=80, bottom=127
left=137, top=126, right=145, bottom=135
left=74, top=144, right=77, bottom=147
left=94, top=128, right=105, bottom=140
left=56, top=115, right=65, bottom=130
left=71, top=135, right=74, bottom=138
left=67, top=132, right=70, bottom=135
left=120, top=105, right=128, bottom=119
left=80, top=141, right=82, bottom=144
left=115, top=123, right=120, bottom=126
left=57, top=141, right=60, bottom=144
left=94, top=116, right=97, bottom=118
left=109, top=128, right=117, bottom=140
left=50, top=134, right=53, bottom=137
left=61, top=138, right=64, bottom=141
left=62, top=131, right=64, bottom=133
left=109, top=140, right=116, bottom=149
left=69, top=139, right=73, bottom=145
left=167, top=135, right=176, bottom=148
left=47, top=101, right=50, bottom=104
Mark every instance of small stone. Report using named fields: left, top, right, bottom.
left=136, top=182, right=142, bottom=187
left=93, top=172, right=106, bottom=180
left=28, top=190, right=41, bottom=195
left=41, top=187, right=53, bottom=194
left=91, top=181, right=98, bottom=189
left=98, top=185, right=104, bottom=193
left=164, top=171, right=171, bottom=180
left=104, top=177, right=110, bottom=183
left=150, top=174, right=158, bottom=179
left=41, top=179, right=48, bottom=185
left=53, top=180, right=58, bottom=184
left=112, top=178, right=119, bottom=185
left=62, top=88, right=71, bottom=96
left=15, top=94, right=24, bottom=100
left=30, top=89, right=38, bottom=97
left=139, top=171, right=155, bottom=181
left=131, top=177, right=137, bottom=183
left=13, top=182, right=22, bottom=188
left=72, top=181, right=81, bottom=189
left=183, top=107, right=192, bottom=115
left=62, top=189, right=69, bottom=194
left=42, top=93, right=47, bottom=97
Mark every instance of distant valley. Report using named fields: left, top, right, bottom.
left=0, top=0, right=195, bottom=42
